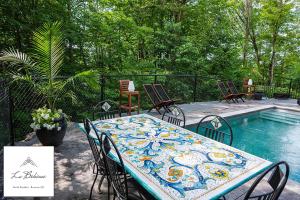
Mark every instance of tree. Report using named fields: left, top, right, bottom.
left=0, top=22, right=94, bottom=110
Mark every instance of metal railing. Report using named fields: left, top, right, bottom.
left=0, top=73, right=299, bottom=150
left=99, top=74, right=220, bottom=104
left=0, top=78, right=13, bottom=149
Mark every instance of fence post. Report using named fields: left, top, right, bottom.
left=154, top=74, right=157, bottom=84
left=193, top=75, right=197, bottom=102
left=100, top=74, right=105, bottom=101
left=288, top=79, right=292, bottom=98
left=8, top=83, right=14, bottom=145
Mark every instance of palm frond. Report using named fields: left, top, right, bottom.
left=0, top=48, right=36, bottom=68
left=32, top=22, right=64, bottom=80
left=51, top=70, right=97, bottom=107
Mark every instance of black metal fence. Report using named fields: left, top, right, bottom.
left=0, top=73, right=300, bottom=151
left=100, top=74, right=220, bottom=106
left=0, top=79, right=13, bottom=149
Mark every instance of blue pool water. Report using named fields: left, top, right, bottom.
left=188, top=108, right=300, bottom=182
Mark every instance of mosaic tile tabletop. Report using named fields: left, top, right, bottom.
left=78, top=114, right=271, bottom=200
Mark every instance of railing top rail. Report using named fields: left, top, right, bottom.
left=102, top=74, right=201, bottom=77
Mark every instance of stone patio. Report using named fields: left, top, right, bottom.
left=4, top=99, right=300, bottom=199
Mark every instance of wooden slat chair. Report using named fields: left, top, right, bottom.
left=227, top=80, right=246, bottom=102
left=143, top=84, right=170, bottom=114
left=92, top=100, right=121, bottom=120
left=217, top=81, right=238, bottom=103
left=153, top=84, right=176, bottom=104
left=119, top=79, right=129, bottom=107
left=196, top=115, right=233, bottom=146
left=162, top=105, right=186, bottom=127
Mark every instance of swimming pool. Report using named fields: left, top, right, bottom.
left=187, top=108, right=300, bottom=182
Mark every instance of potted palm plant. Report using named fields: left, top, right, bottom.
left=0, top=22, right=93, bottom=146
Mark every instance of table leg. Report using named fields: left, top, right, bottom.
left=137, top=93, right=140, bottom=114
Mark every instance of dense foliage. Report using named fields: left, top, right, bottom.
left=1, top=0, right=299, bottom=83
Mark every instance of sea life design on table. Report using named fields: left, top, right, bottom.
left=89, top=114, right=266, bottom=199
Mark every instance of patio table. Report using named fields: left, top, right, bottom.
left=78, top=114, right=271, bottom=200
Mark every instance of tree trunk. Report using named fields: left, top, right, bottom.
left=268, top=25, right=279, bottom=85
left=249, top=27, right=261, bottom=70
left=242, top=0, right=251, bottom=68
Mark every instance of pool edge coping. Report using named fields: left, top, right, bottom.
left=185, top=104, right=300, bottom=126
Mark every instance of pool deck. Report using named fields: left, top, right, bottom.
left=4, top=98, right=300, bottom=199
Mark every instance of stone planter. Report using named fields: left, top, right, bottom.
left=36, top=115, right=67, bottom=146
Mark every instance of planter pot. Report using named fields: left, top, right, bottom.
left=36, top=116, right=67, bottom=146
left=253, top=92, right=264, bottom=100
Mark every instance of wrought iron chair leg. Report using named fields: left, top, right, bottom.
left=113, top=189, right=116, bottom=200
left=98, top=175, right=105, bottom=194
left=89, top=171, right=99, bottom=200
left=107, top=177, right=110, bottom=200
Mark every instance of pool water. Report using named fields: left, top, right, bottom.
left=188, top=108, right=300, bottom=182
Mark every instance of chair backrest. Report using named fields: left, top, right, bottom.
left=227, top=81, right=239, bottom=94
left=120, top=80, right=130, bottom=93
left=143, top=84, right=162, bottom=105
left=84, top=119, right=105, bottom=172
left=92, top=100, right=121, bottom=120
left=196, top=115, right=233, bottom=146
left=243, top=78, right=249, bottom=86
left=217, top=81, right=231, bottom=97
left=244, top=161, right=289, bottom=200
left=153, top=84, right=170, bottom=101
left=100, top=132, right=128, bottom=200
left=162, top=105, right=186, bottom=127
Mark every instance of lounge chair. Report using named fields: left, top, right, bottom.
left=153, top=84, right=176, bottom=104
left=143, top=84, right=172, bottom=114
left=227, top=80, right=246, bottom=102
left=217, top=81, right=238, bottom=103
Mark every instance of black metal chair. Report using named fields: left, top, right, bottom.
left=100, top=132, right=150, bottom=200
left=84, top=118, right=108, bottom=200
left=162, top=105, right=186, bottom=127
left=243, top=161, right=289, bottom=200
left=221, top=161, right=289, bottom=200
left=196, top=115, right=233, bottom=146
left=92, top=100, right=121, bottom=120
